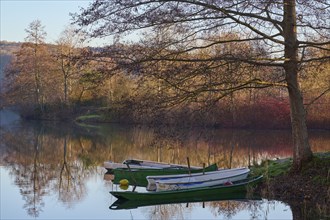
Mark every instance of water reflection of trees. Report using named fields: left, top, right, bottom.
left=55, top=136, right=88, bottom=207
left=208, top=200, right=251, bottom=219
left=1, top=123, right=98, bottom=216
left=3, top=125, right=55, bottom=217
left=145, top=204, right=188, bottom=220
left=141, top=200, right=272, bottom=220
left=1, top=122, right=329, bottom=217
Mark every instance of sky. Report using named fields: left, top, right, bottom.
left=0, top=0, right=111, bottom=46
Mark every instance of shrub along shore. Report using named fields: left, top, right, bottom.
left=72, top=107, right=330, bottom=130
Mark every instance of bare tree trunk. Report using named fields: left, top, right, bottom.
left=283, top=0, right=313, bottom=171
left=64, top=74, right=68, bottom=106
left=33, top=45, right=43, bottom=113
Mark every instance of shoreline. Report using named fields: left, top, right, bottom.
left=252, top=152, right=330, bottom=219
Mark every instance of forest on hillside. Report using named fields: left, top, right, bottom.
left=1, top=1, right=329, bottom=130
left=0, top=41, right=21, bottom=80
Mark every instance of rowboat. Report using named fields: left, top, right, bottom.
left=104, top=161, right=157, bottom=171
left=110, top=175, right=263, bottom=201
left=112, top=163, right=218, bottom=187
left=147, top=167, right=250, bottom=191
left=110, top=190, right=261, bottom=210
left=104, top=159, right=203, bottom=172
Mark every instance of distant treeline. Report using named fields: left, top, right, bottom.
left=1, top=25, right=329, bottom=129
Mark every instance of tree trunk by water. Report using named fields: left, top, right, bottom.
left=283, top=0, right=313, bottom=170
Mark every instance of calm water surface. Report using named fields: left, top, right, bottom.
left=1, top=119, right=329, bottom=219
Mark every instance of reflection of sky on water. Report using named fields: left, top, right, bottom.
left=0, top=110, right=20, bottom=126
left=1, top=122, right=328, bottom=219
left=1, top=166, right=292, bottom=219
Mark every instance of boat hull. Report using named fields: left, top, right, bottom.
left=110, top=175, right=263, bottom=201
left=154, top=168, right=250, bottom=191
left=110, top=191, right=261, bottom=210
left=104, top=161, right=161, bottom=170
left=112, top=163, right=218, bottom=186
left=104, top=159, right=204, bottom=172
left=124, top=159, right=202, bottom=169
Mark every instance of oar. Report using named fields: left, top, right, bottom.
left=125, top=163, right=137, bottom=192
left=186, top=157, right=191, bottom=175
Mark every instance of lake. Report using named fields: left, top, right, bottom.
left=1, top=118, right=329, bottom=219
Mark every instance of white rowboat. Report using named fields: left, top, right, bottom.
left=104, top=161, right=159, bottom=170
left=104, top=159, right=202, bottom=171
left=147, top=167, right=250, bottom=191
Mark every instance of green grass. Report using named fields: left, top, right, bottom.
left=250, top=158, right=292, bottom=179
left=250, top=152, right=330, bottom=181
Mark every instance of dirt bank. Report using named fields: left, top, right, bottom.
left=254, top=153, right=330, bottom=219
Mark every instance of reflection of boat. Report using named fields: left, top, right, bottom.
left=110, top=175, right=263, bottom=201
left=112, top=163, right=218, bottom=186
left=110, top=191, right=260, bottom=210
left=148, top=167, right=250, bottom=191
left=104, top=159, right=203, bottom=172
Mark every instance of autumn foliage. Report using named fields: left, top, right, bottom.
left=1, top=14, right=329, bottom=130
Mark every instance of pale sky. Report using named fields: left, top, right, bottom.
left=0, top=0, right=111, bottom=46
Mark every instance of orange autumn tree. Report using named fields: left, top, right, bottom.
left=4, top=20, right=59, bottom=116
